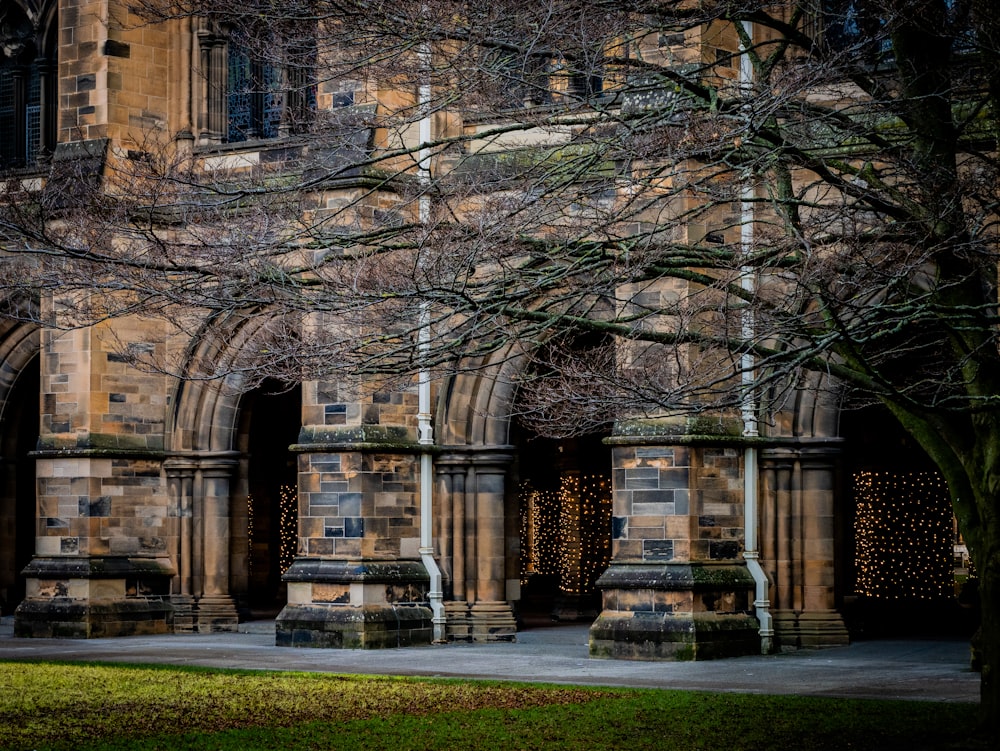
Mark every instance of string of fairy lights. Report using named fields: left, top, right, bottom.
left=853, top=471, right=955, bottom=600
left=278, top=484, right=297, bottom=573
left=244, top=470, right=967, bottom=604
left=520, top=474, right=612, bottom=596
left=247, top=484, right=298, bottom=577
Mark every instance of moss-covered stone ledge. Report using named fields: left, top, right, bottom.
left=612, top=416, right=745, bottom=440
left=31, top=444, right=165, bottom=458
left=281, top=559, right=431, bottom=584
left=595, top=562, right=757, bottom=592
left=293, top=425, right=435, bottom=453
left=20, top=556, right=174, bottom=580
left=607, top=420, right=848, bottom=448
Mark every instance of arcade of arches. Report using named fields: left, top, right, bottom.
left=0, top=317, right=978, bottom=654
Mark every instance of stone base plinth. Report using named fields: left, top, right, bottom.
left=444, top=600, right=516, bottom=642
left=194, top=594, right=239, bottom=633
left=14, top=597, right=173, bottom=638
left=13, top=556, right=174, bottom=638
left=444, top=600, right=473, bottom=641
left=275, top=602, right=433, bottom=647
left=170, top=594, right=197, bottom=633
left=772, top=609, right=850, bottom=651
left=275, top=559, right=432, bottom=648
left=589, top=610, right=761, bottom=660
left=589, top=561, right=761, bottom=660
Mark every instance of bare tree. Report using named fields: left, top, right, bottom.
left=3, top=0, right=1000, bottom=737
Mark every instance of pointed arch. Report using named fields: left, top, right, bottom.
left=435, top=345, right=527, bottom=449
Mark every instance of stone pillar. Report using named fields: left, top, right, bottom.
left=164, top=458, right=197, bottom=631
left=589, top=432, right=759, bottom=660
left=436, top=455, right=468, bottom=637
left=38, top=59, right=56, bottom=158
left=196, top=29, right=226, bottom=145
left=760, top=443, right=849, bottom=649
left=274, top=408, right=432, bottom=647
left=163, top=453, right=239, bottom=633
left=468, top=452, right=516, bottom=641
left=436, top=449, right=516, bottom=642
left=193, top=458, right=240, bottom=631
left=14, top=321, right=175, bottom=638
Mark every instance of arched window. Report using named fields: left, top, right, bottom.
left=226, top=30, right=283, bottom=143
left=0, top=3, right=54, bottom=170
left=197, top=22, right=315, bottom=146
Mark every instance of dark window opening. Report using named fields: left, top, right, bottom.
left=227, top=36, right=283, bottom=142
left=225, top=31, right=315, bottom=143
left=821, top=0, right=975, bottom=62
left=481, top=46, right=551, bottom=109
left=0, top=10, right=54, bottom=171
left=566, top=51, right=604, bottom=101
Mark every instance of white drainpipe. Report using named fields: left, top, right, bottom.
left=417, top=38, right=446, bottom=642
left=739, top=19, right=773, bottom=653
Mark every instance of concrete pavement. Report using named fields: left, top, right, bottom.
left=0, top=618, right=980, bottom=703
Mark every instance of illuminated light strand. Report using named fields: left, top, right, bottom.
left=853, top=471, right=955, bottom=600
left=247, top=494, right=255, bottom=578
left=246, top=484, right=298, bottom=577
left=279, top=484, right=297, bottom=574
left=519, top=474, right=612, bottom=596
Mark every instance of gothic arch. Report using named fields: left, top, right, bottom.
left=165, top=312, right=301, bottom=629
left=168, top=313, right=282, bottom=453
left=435, top=345, right=526, bottom=448
left=0, top=320, right=39, bottom=614
left=433, top=344, right=614, bottom=630
left=0, top=319, right=39, bottom=412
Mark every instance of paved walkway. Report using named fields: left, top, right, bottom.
left=0, top=619, right=979, bottom=703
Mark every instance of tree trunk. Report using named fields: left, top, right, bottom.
left=977, top=544, right=998, bottom=739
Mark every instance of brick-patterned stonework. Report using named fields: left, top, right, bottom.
left=276, top=378, right=433, bottom=646
left=590, top=433, right=760, bottom=660
left=16, top=315, right=176, bottom=638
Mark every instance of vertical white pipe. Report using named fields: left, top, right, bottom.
left=417, top=34, right=445, bottom=642
left=738, top=19, right=773, bottom=653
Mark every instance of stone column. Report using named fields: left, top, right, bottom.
left=589, top=430, right=759, bottom=660
left=196, top=29, right=226, bottom=144
left=11, top=65, right=27, bottom=165
left=435, top=449, right=515, bottom=642
left=467, top=452, right=516, bottom=641
left=760, top=443, right=849, bottom=649
left=274, top=425, right=432, bottom=648
left=164, top=458, right=197, bottom=631
left=38, top=60, right=56, bottom=157
left=193, top=457, right=239, bottom=632
left=436, top=455, right=471, bottom=639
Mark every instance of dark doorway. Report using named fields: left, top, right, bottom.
left=0, top=357, right=39, bottom=615
left=515, top=432, right=612, bottom=624
left=237, top=381, right=301, bottom=617
left=840, top=404, right=977, bottom=638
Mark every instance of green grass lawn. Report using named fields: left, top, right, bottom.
left=0, top=661, right=985, bottom=750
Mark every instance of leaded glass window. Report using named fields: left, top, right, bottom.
left=227, top=35, right=283, bottom=143
left=0, top=57, right=41, bottom=169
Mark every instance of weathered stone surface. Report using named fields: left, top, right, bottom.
left=13, top=597, right=173, bottom=638
left=275, top=603, right=432, bottom=648
left=589, top=610, right=761, bottom=660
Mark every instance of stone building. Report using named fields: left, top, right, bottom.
left=0, top=0, right=970, bottom=657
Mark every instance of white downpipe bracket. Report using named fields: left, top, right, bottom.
left=417, top=37, right=446, bottom=643
left=738, top=19, right=773, bottom=654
